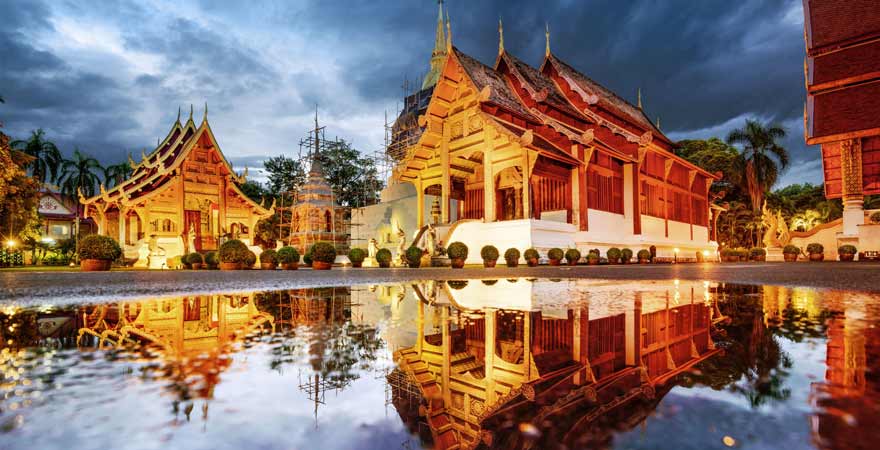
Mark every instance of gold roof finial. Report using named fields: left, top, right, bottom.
left=432, top=1, right=445, bottom=57
left=637, top=88, right=643, bottom=109
left=176, top=106, right=181, bottom=123
left=189, top=104, right=194, bottom=121
left=445, top=9, right=452, bottom=51
left=656, top=116, right=661, bottom=129
left=545, top=22, right=551, bottom=56
left=203, top=102, right=208, bottom=122
left=498, top=18, right=504, bottom=54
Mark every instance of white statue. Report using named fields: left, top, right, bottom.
left=186, top=223, right=197, bottom=254
left=396, top=224, right=407, bottom=266
left=425, top=223, right=437, bottom=257
left=368, top=238, right=378, bottom=259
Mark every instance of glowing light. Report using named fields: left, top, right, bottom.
left=674, top=248, right=680, bottom=253
left=5, top=240, right=16, bottom=248
left=41, top=237, right=55, bottom=244
left=702, top=250, right=710, bottom=256
left=722, top=436, right=736, bottom=447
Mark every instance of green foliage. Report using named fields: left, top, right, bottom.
left=589, top=248, right=600, bottom=257
left=447, top=280, right=468, bottom=290
left=750, top=247, right=766, bottom=257
left=263, top=155, right=306, bottom=197
left=303, top=252, right=313, bottom=266
left=675, top=138, right=739, bottom=193
left=254, top=215, right=280, bottom=249
left=523, top=248, right=539, bottom=260
left=870, top=211, right=880, bottom=224
left=504, top=248, right=520, bottom=262
left=447, top=242, right=468, bottom=259
left=606, top=247, right=621, bottom=260
left=348, top=248, right=366, bottom=263
left=637, top=249, right=651, bottom=260
left=10, top=129, right=62, bottom=184
left=838, top=245, right=857, bottom=255
left=78, top=235, right=121, bottom=261
left=277, top=246, right=300, bottom=264
left=239, top=180, right=269, bottom=204
left=405, top=246, right=423, bottom=265
left=186, top=252, right=204, bottom=264
left=806, top=243, right=824, bottom=254
left=245, top=250, right=257, bottom=267
left=726, top=119, right=789, bottom=212
left=766, top=183, right=842, bottom=230
left=480, top=245, right=499, bottom=261
left=376, top=248, right=392, bottom=264
left=783, top=245, right=800, bottom=254
left=547, top=248, right=564, bottom=260
left=219, top=239, right=249, bottom=263
left=205, top=251, right=219, bottom=266
left=58, top=148, right=103, bottom=200
left=260, top=249, right=278, bottom=264
left=312, top=242, right=337, bottom=263
left=316, top=139, right=385, bottom=207
left=586, top=251, right=600, bottom=260
left=564, top=248, right=581, bottom=263
left=103, top=162, right=132, bottom=188
left=621, top=248, right=633, bottom=261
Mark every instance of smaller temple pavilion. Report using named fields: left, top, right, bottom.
left=80, top=106, right=274, bottom=268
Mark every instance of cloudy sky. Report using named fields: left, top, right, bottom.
left=0, top=0, right=817, bottom=187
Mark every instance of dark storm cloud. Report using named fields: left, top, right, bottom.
left=0, top=0, right=817, bottom=186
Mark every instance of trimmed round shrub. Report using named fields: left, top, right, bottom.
left=783, top=244, right=800, bottom=254
left=547, top=248, right=564, bottom=260
left=405, top=246, right=423, bottom=266
left=277, top=246, right=300, bottom=264
left=312, top=242, right=337, bottom=264
left=806, top=243, right=824, bottom=254
left=523, top=248, right=539, bottom=260
left=447, top=280, right=468, bottom=290
left=637, top=249, right=651, bottom=260
left=348, top=248, right=366, bottom=264
left=589, top=248, right=600, bottom=257
left=481, top=245, right=499, bottom=261
left=205, top=251, right=219, bottom=266
left=245, top=250, right=257, bottom=267
left=219, top=239, right=249, bottom=263
left=303, top=244, right=315, bottom=266
left=871, top=211, right=880, bottom=224
left=750, top=247, right=766, bottom=258
left=78, top=235, right=122, bottom=261
left=376, top=248, right=392, bottom=264
left=447, top=242, right=469, bottom=260
left=504, top=248, right=520, bottom=262
left=621, top=248, right=633, bottom=262
left=564, top=248, right=581, bottom=263
left=260, top=249, right=278, bottom=264
left=586, top=252, right=600, bottom=260
left=838, top=244, right=857, bottom=255
left=187, top=252, right=204, bottom=265
left=606, top=247, right=621, bottom=261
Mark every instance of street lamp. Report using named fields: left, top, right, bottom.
left=673, top=247, right=679, bottom=263
left=5, top=240, right=16, bottom=249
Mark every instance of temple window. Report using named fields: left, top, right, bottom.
left=324, top=210, right=332, bottom=232
left=162, top=219, right=173, bottom=232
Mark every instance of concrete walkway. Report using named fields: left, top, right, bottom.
left=2, top=262, right=879, bottom=306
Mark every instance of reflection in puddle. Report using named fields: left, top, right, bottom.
left=0, top=280, right=878, bottom=450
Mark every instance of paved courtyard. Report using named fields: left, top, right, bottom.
left=2, top=261, right=879, bottom=305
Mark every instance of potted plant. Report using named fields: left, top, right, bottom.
left=870, top=211, right=880, bottom=224
left=277, top=246, right=300, bottom=270
left=838, top=244, right=857, bottom=262
left=547, top=248, right=564, bottom=266
left=78, top=235, right=122, bottom=271
left=259, top=249, right=278, bottom=270
left=376, top=248, right=392, bottom=268
left=348, top=248, right=366, bottom=268
left=637, top=249, right=651, bottom=264
left=219, top=239, right=249, bottom=270
left=405, top=245, right=423, bottom=268
left=188, top=252, right=205, bottom=269
left=806, top=243, right=824, bottom=262
left=621, top=248, right=633, bottom=264
left=750, top=247, right=766, bottom=262
left=523, top=248, right=539, bottom=267
left=584, top=251, right=599, bottom=265
left=564, top=248, right=581, bottom=266
left=481, top=245, right=499, bottom=268
left=311, top=242, right=337, bottom=270
left=606, top=247, right=621, bottom=264
left=783, top=245, right=800, bottom=262
left=504, top=248, right=520, bottom=267
left=447, top=242, right=468, bottom=268
left=205, top=251, right=219, bottom=269
left=244, top=250, right=257, bottom=269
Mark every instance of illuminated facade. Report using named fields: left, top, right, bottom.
left=353, top=6, right=719, bottom=263
left=79, top=108, right=274, bottom=267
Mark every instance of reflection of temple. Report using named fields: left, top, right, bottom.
left=389, top=279, right=723, bottom=449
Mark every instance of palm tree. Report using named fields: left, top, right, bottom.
left=11, top=129, right=63, bottom=185
left=103, top=161, right=132, bottom=188
left=58, top=148, right=104, bottom=261
left=726, top=119, right=789, bottom=213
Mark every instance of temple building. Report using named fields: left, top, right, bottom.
left=801, top=0, right=880, bottom=259
left=79, top=107, right=274, bottom=268
left=352, top=6, right=719, bottom=262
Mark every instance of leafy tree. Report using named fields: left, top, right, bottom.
left=103, top=161, right=133, bottom=187
left=263, top=155, right=306, bottom=198
left=766, top=183, right=841, bottom=231
left=316, top=139, right=384, bottom=208
left=0, top=130, right=42, bottom=250
left=11, top=129, right=63, bottom=185
left=239, top=180, right=269, bottom=204
left=676, top=138, right=743, bottom=200
left=58, top=148, right=103, bottom=259
left=726, top=119, right=789, bottom=212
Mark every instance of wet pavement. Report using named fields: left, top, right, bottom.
left=2, top=262, right=880, bottom=305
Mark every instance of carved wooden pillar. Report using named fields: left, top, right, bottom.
left=663, top=159, right=673, bottom=238
left=840, top=139, right=864, bottom=236
left=483, top=129, right=496, bottom=222
left=484, top=308, right=497, bottom=405
left=415, top=177, right=425, bottom=229
left=521, top=148, right=531, bottom=220
left=441, top=305, right=451, bottom=405
left=441, top=125, right=451, bottom=224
